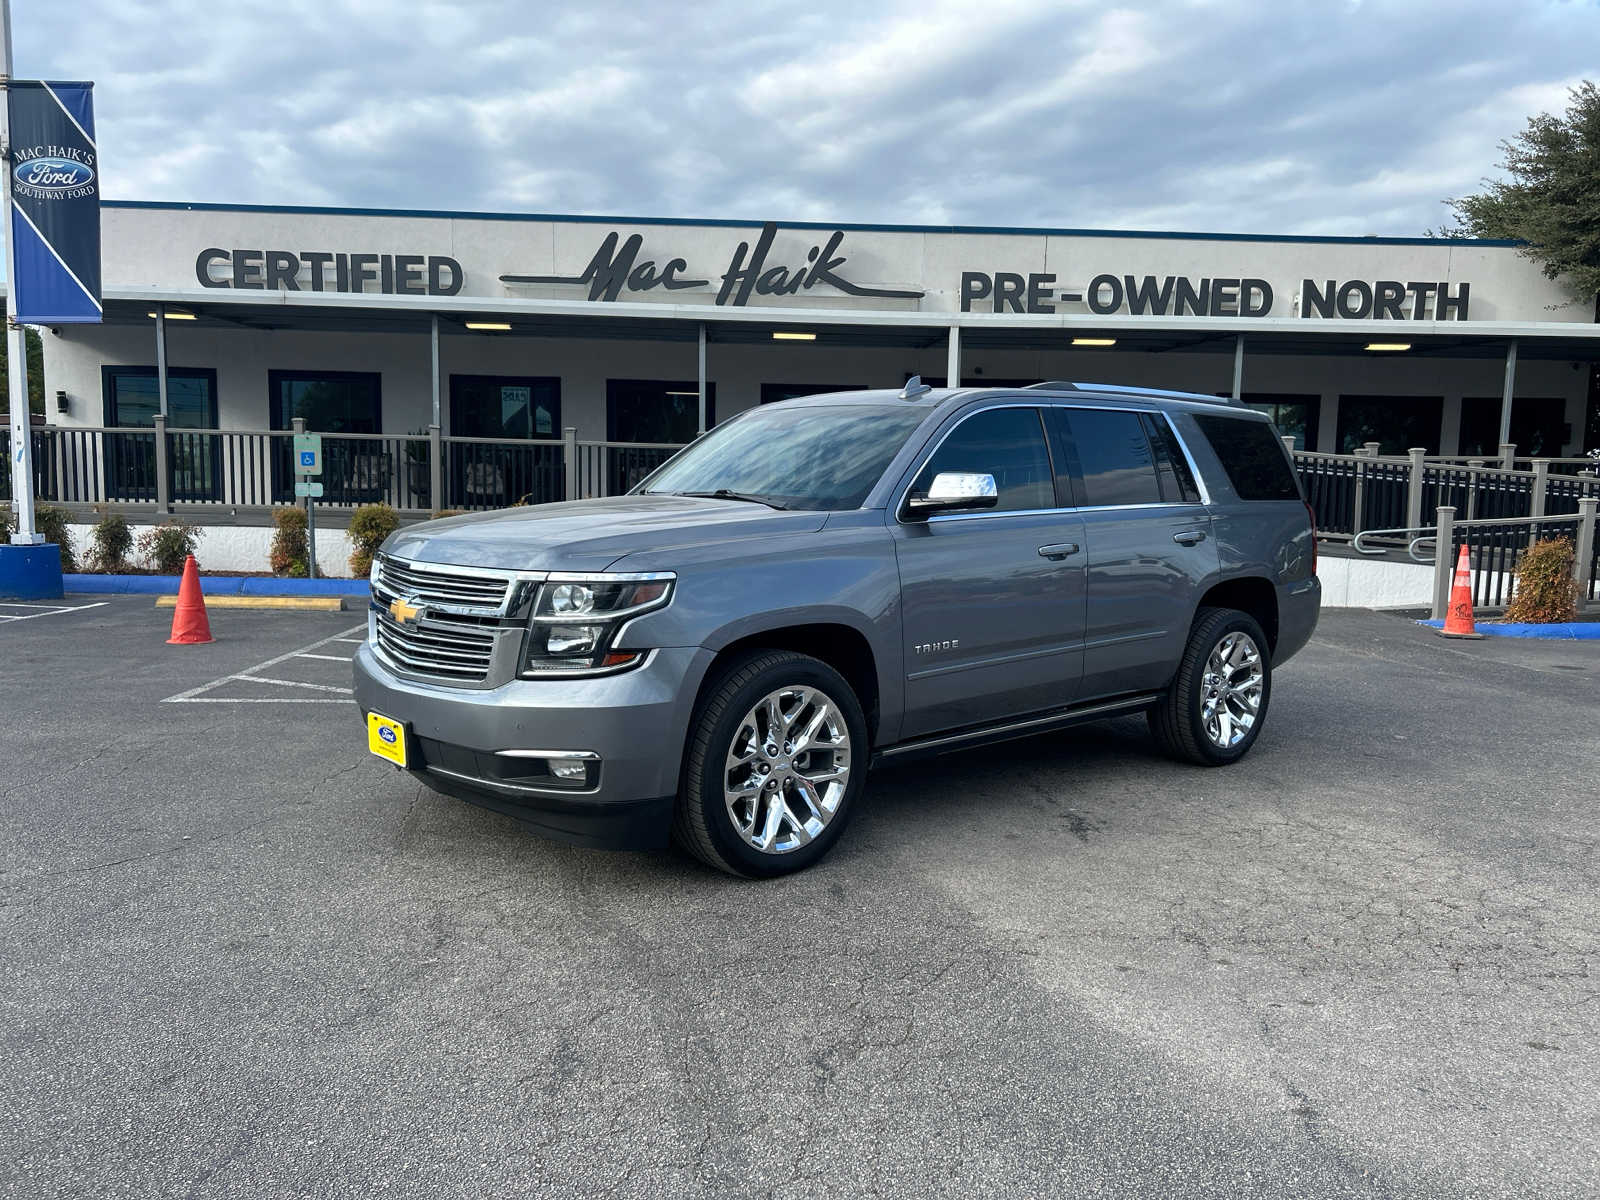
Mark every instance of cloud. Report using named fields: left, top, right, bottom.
left=14, top=0, right=1597, bottom=235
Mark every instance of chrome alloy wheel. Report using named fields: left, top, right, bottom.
left=724, top=685, right=853, bottom=854
left=1199, top=631, right=1264, bottom=749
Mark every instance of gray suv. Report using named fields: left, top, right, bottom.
left=353, top=382, right=1320, bottom=876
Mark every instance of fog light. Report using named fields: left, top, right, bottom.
left=549, top=757, right=588, bottom=781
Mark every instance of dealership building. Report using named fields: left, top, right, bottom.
left=38, top=201, right=1600, bottom=498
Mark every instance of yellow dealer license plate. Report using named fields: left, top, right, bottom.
left=367, top=712, right=408, bottom=768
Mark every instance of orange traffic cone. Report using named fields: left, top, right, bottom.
left=167, top=554, right=214, bottom=645
left=1437, top=543, right=1482, bottom=639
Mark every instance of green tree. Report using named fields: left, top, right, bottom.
left=1437, top=81, right=1600, bottom=311
left=0, top=326, right=46, bottom=415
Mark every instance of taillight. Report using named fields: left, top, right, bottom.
left=1304, top=500, right=1318, bottom=573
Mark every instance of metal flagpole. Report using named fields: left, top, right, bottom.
left=0, top=0, right=41, bottom=544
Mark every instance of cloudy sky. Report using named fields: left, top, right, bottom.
left=16, top=0, right=1597, bottom=236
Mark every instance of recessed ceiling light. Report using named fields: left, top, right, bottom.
left=148, top=310, right=197, bottom=319
left=664, top=390, right=700, bottom=397
left=465, top=321, right=512, bottom=331
left=1364, top=342, right=1411, bottom=352
left=773, top=331, right=817, bottom=341
left=1072, top=337, right=1116, bottom=347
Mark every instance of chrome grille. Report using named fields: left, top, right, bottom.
left=373, top=608, right=498, bottom=682
left=373, top=555, right=510, bottom=612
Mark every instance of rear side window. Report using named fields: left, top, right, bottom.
left=1193, top=415, right=1302, bottom=501
left=1141, top=413, right=1200, bottom=503
left=1062, top=408, right=1163, bottom=506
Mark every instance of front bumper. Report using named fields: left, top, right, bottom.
left=352, top=640, right=715, bottom=850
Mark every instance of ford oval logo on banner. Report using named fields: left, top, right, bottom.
left=14, top=156, right=94, bottom=192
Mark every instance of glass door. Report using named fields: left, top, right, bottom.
left=448, top=375, right=562, bottom=507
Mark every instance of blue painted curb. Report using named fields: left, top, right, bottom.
left=1417, top=619, right=1600, bottom=640
left=65, top=573, right=370, bottom=598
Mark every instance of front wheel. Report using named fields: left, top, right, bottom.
left=674, top=650, right=868, bottom=877
left=1148, top=607, right=1272, bottom=766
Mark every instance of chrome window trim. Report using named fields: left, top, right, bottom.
left=893, top=399, right=1216, bottom=524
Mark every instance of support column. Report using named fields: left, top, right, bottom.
left=1231, top=336, right=1245, bottom=401
left=155, top=303, right=170, bottom=419
left=696, top=323, right=707, bottom=436
left=429, top=313, right=441, bottom=429
left=946, top=325, right=960, bottom=387
left=1497, top=339, right=1518, bottom=449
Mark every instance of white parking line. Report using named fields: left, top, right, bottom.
left=296, top=653, right=351, bottom=662
left=229, top=674, right=353, bottom=694
left=163, top=623, right=365, bottom=704
left=0, top=600, right=110, bottom=624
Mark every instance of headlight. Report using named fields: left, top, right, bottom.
left=522, top=573, right=674, bottom=675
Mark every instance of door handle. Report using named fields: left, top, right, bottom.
left=1173, top=529, right=1207, bottom=546
left=1038, top=542, right=1080, bottom=559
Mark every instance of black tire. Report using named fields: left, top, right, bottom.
left=1148, top=607, right=1272, bottom=766
left=673, top=650, right=869, bottom=878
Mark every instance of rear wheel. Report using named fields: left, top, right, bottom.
left=674, top=650, right=868, bottom=877
left=1148, top=607, right=1271, bottom=766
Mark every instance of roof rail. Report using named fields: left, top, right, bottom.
left=1063, top=382, right=1241, bottom=407
left=1022, top=380, right=1080, bottom=391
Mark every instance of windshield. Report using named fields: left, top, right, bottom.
left=639, top=404, right=930, bottom=511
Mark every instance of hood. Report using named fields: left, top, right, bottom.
left=384, top=495, right=828, bottom=571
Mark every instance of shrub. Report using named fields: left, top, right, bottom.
left=431, top=509, right=466, bottom=520
left=89, top=512, right=134, bottom=572
left=0, top=505, right=11, bottom=543
left=33, top=505, right=76, bottom=572
left=1503, top=536, right=1579, bottom=624
left=136, top=519, right=201, bottom=575
left=270, top=506, right=309, bottom=575
left=347, top=503, right=401, bottom=578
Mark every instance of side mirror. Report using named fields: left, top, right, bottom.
left=905, top=472, right=999, bottom=518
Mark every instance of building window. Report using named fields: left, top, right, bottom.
left=269, top=370, right=382, bottom=434
left=605, top=380, right=716, bottom=495
left=450, top=375, right=560, bottom=439
left=760, top=383, right=865, bottom=405
left=268, top=370, right=384, bottom=504
left=101, top=366, right=219, bottom=502
left=1458, top=396, right=1567, bottom=458
left=1238, top=393, right=1320, bottom=452
left=1336, top=395, right=1443, bottom=454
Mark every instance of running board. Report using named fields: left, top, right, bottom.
left=873, top=693, right=1161, bottom=765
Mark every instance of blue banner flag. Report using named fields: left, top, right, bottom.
left=7, top=80, right=100, bottom=323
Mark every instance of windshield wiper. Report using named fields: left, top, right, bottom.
left=675, top=489, right=789, bottom=510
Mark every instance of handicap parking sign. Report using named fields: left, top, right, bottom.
left=292, top=433, right=322, bottom=475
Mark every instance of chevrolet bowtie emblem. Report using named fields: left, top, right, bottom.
left=389, top=597, right=423, bottom=625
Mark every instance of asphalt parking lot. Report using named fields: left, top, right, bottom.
left=2, top=597, right=1597, bottom=1198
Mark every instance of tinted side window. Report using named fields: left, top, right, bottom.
left=1064, top=409, right=1163, bottom=507
left=912, top=407, right=1055, bottom=513
left=1141, top=413, right=1200, bottom=503
left=1194, top=415, right=1302, bottom=501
